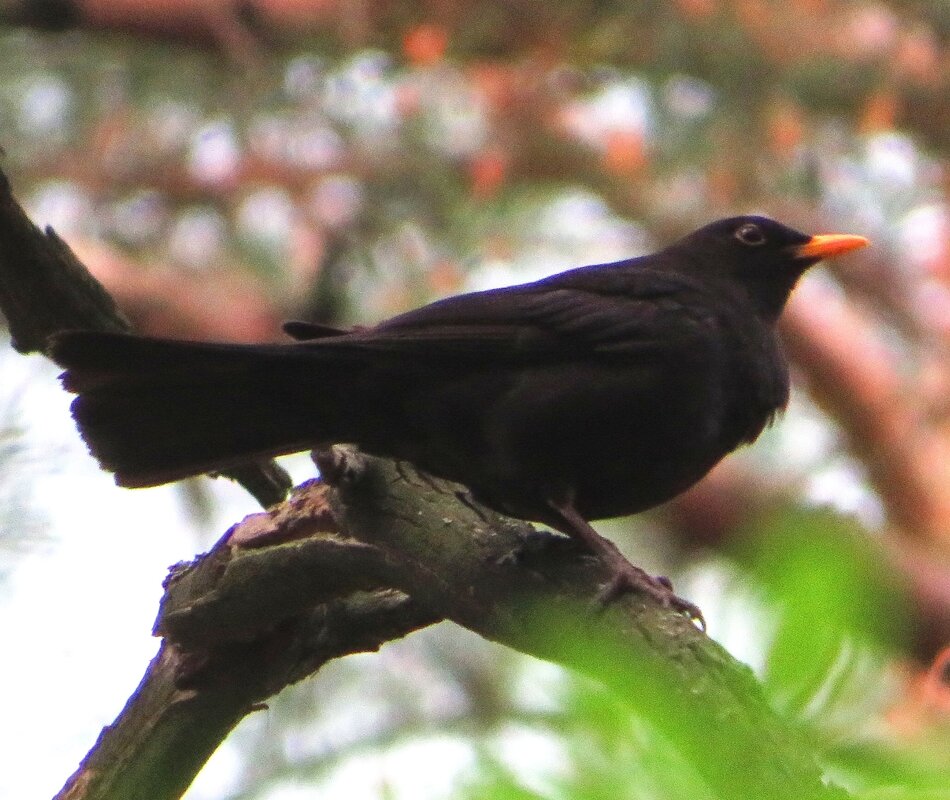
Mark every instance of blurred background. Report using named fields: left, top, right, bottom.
left=0, top=1, right=948, bottom=798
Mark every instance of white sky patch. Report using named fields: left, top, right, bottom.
left=804, top=460, right=885, bottom=530
left=0, top=355, right=222, bottom=799
left=313, top=736, right=475, bottom=800
left=491, top=723, right=569, bottom=796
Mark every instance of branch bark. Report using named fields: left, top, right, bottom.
left=56, top=453, right=848, bottom=800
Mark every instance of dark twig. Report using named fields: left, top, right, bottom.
left=0, top=168, right=290, bottom=506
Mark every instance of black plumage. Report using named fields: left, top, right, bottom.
left=50, top=215, right=867, bottom=618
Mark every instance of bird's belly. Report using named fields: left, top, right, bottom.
left=476, top=361, right=758, bottom=521
left=569, top=436, right=724, bottom=519
left=364, top=353, right=778, bottom=525
left=555, top=406, right=733, bottom=520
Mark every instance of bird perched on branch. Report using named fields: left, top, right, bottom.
left=50, top=215, right=868, bottom=621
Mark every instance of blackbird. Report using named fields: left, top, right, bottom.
left=50, top=216, right=868, bottom=619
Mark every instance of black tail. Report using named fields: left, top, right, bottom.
left=49, top=331, right=359, bottom=487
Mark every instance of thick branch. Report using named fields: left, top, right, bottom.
left=323, top=450, right=850, bottom=800
left=56, top=590, right=437, bottom=800
left=55, top=452, right=849, bottom=800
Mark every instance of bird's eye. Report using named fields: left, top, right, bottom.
left=735, top=223, right=766, bottom=246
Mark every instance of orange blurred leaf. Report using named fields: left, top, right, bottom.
left=403, top=23, right=449, bottom=67
left=886, top=646, right=950, bottom=737
left=860, top=89, right=899, bottom=133
left=767, top=102, right=804, bottom=158
left=469, top=148, right=509, bottom=199
left=673, top=0, right=718, bottom=20
left=603, top=130, right=647, bottom=176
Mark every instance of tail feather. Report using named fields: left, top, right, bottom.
left=49, top=331, right=357, bottom=487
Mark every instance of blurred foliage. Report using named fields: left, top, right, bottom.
left=0, top=1, right=948, bottom=799
left=212, top=583, right=948, bottom=800
left=736, top=508, right=913, bottom=688
left=2, top=1, right=946, bottom=330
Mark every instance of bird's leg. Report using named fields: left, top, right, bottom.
left=546, top=498, right=705, bottom=628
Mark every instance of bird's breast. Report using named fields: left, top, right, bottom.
left=368, top=300, right=791, bottom=525
left=553, top=314, right=788, bottom=519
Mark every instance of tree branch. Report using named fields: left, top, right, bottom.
left=55, top=453, right=848, bottom=800
left=0, top=168, right=290, bottom=507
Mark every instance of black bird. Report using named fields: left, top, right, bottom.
left=50, top=216, right=868, bottom=619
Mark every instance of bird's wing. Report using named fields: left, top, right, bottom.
left=311, top=270, right=708, bottom=362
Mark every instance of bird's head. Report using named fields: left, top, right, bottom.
left=666, top=215, right=869, bottom=321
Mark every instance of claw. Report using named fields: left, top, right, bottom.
left=544, top=496, right=705, bottom=630
left=595, top=564, right=705, bottom=630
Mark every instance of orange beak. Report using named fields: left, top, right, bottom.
left=793, top=233, right=869, bottom=261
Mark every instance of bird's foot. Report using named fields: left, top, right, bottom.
left=597, top=563, right=705, bottom=630
left=543, top=497, right=705, bottom=629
